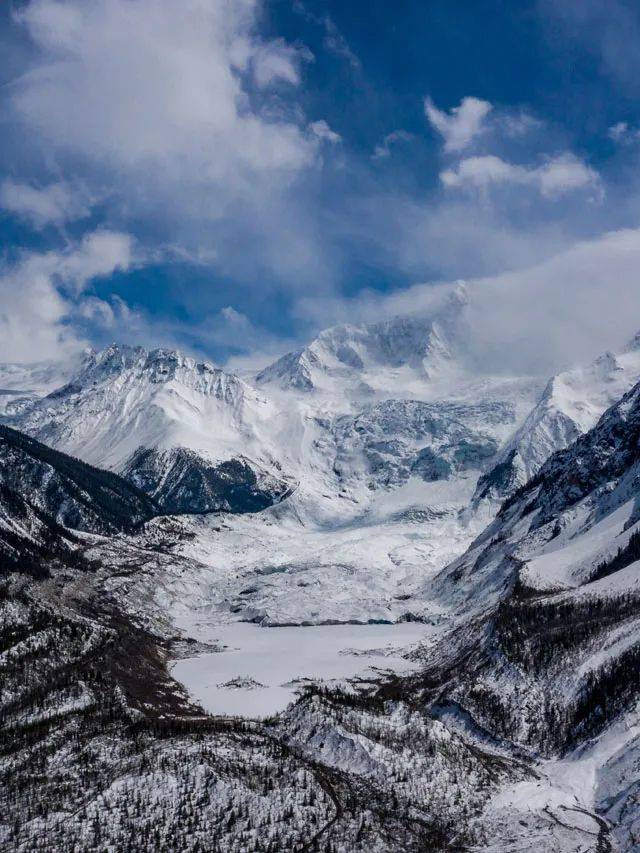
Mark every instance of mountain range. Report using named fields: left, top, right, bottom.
left=3, top=293, right=640, bottom=850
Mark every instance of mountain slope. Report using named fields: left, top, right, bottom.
left=6, top=340, right=640, bottom=850
left=474, top=341, right=640, bottom=504
left=5, top=345, right=294, bottom=514
left=0, top=423, right=158, bottom=574
left=122, top=447, right=293, bottom=514
left=401, top=377, right=640, bottom=848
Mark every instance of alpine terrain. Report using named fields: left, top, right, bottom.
left=3, top=290, right=640, bottom=851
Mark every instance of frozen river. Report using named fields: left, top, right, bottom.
left=171, top=621, right=430, bottom=718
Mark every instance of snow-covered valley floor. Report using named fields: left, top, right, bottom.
left=171, top=621, right=431, bottom=717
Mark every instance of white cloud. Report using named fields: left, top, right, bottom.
left=11, top=0, right=319, bottom=183
left=608, top=120, right=640, bottom=144
left=537, top=155, right=601, bottom=198
left=441, top=155, right=516, bottom=188
left=501, top=110, right=544, bottom=138
left=293, top=227, right=640, bottom=377
left=609, top=121, right=630, bottom=141
left=465, top=227, right=640, bottom=373
left=424, top=96, right=492, bottom=152
left=292, top=2, right=360, bottom=70
left=308, top=120, right=341, bottom=144
left=0, top=230, right=134, bottom=362
left=56, top=231, right=134, bottom=294
left=441, top=153, right=601, bottom=199
left=372, top=130, right=413, bottom=161
left=6, top=0, right=342, bottom=291
left=251, top=39, right=313, bottom=89
left=219, top=305, right=253, bottom=334
left=321, top=17, right=360, bottom=70
left=0, top=179, right=91, bottom=228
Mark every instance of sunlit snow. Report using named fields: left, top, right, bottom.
left=171, top=621, right=430, bottom=717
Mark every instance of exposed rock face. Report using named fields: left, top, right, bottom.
left=123, top=447, right=294, bottom=514
left=0, top=424, right=157, bottom=573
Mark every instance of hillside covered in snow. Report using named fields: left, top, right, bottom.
left=4, top=296, right=640, bottom=851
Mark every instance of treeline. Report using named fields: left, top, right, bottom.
left=590, top=529, right=640, bottom=582
left=494, top=590, right=640, bottom=674
left=456, top=584, right=640, bottom=755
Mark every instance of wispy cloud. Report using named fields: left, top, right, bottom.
left=424, top=96, right=492, bottom=152
left=250, top=39, right=314, bottom=89
left=292, top=2, right=361, bottom=70
left=609, top=121, right=640, bottom=144
left=0, top=230, right=133, bottom=362
left=372, top=130, right=413, bottom=161
left=308, top=120, right=342, bottom=144
left=441, top=153, right=602, bottom=199
left=0, top=179, right=92, bottom=229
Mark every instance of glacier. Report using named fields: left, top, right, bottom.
left=4, top=290, right=640, bottom=850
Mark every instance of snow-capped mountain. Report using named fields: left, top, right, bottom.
left=474, top=336, right=640, bottom=505
left=4, top=309, right=640, bottom=608
left=256, top=285, right=468, bottom=399
left=6, top=337, right=640, bottom=851
left=6, top=315, right=640, bottom=851
left=4, top=344, right=294, bottom=514
left=13, top=344, right=274, bottom=468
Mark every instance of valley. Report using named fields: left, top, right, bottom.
left=3, top=295, right=640, bottom=850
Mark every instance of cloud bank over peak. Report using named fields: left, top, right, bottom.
left=294, top=226, right=640, bottom=378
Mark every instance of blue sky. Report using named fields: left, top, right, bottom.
left=2, top=0, right=640, bottom=370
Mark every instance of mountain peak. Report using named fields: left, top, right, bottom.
left=6, top=340, right=274, bottom=470
left=256, top=287, right=466, bottom=395
left=622, top=329, right=640, bottom=353
left=66, top=343, right=244, bottom=400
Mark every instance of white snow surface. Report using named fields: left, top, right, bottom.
left=5, top=314, right=640, bottom=633
left=171, top=621, right=429, bottom=718
left=7, top=310, right=640, bottom=850
left=487, top=342, right=640, bottom=489
left=521, top=499, right=638, bottom=590
left=8, top=344, right=282, bottom=472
